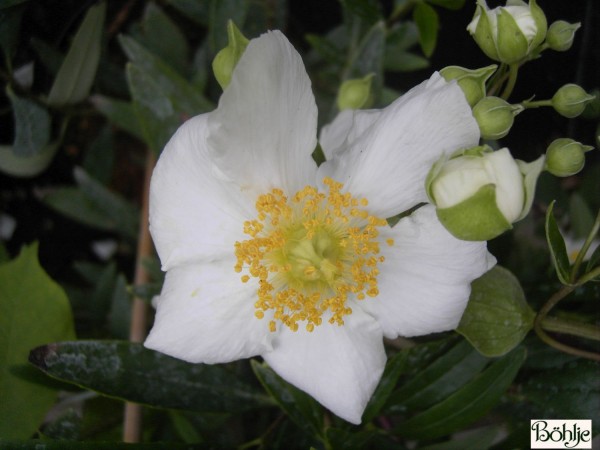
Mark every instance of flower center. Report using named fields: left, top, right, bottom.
left=234, top=177, right=391, bottom=333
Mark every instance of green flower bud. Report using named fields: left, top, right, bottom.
left=426, top=146, right=528, bottom=241
left=545, top=138, right=594, bottom=177
left=440, top=65, right=497, bottom=107
left=546, top=20, right=581, bottom=52
left=552, top=84, right=596, bottom=118
left=472, top=96, right=522, bottom=140
left=467, top=0, right=547, bottom=64
left=212, top=21, right=249, bottom=90
left=336, top=74, right=374, bottom=111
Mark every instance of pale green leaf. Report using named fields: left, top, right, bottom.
left=47, top=2, right=106, bottom=106
left=0, top=244, right=75, bottom=439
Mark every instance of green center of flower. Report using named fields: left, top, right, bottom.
left=234, top=177, right=392, bottom=333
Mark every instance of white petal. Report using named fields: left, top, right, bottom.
left=144, top=258, right=273, bottom=363
left=486, top=148, right=524, bottom=222
left=360, top=205, right=496, bottom=338
left=149, top=114, right=255, bottom=270
left=207, top=31, right=318, bottom=197
left=319, top=108, right=381, bottom=160
left=262, top=310, right=386, bottom=424
left=318, top=73, right=480, bottom=218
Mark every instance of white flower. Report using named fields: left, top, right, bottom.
left=144, top=31, right=496, bottom=424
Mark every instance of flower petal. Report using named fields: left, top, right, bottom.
left=207, top=31, right=318, bottom=196
left=360, top=205, right=496, bottom=338
left=149, top=114, right=253, bottom=270
left=319, top=108, right=381, bottom=160
left=262, top=310, right=386, bottom=424
left=318, top=73, right=480, bottom=218
left=144, top=258, right=273, bottom=363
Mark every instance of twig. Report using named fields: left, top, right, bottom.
left=123, top=151, right=156, bottom=442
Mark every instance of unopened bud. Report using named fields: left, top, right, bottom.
left=337, top=74, right=374, bottom=110
left=546, top=20, right=581, bottom=52
left=212, top=21, right=249, bottom=90
left=552, top=84, right=595, bottom=118
left=426, top=146, right=528, bottom=241
left=467, top=0, right=547, bottom=64
left=440, top=65, right=497, bottom=107
left=545, top=138, right=593, bottom=177
left=473, top=96, right=522, bottom=140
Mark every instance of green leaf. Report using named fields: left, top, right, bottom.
left=126, top=64, right=180, bottom=153
left=133, top=3, right=190, bottom=76
left=418, top=425, right=503, bottom=450
left=545, top=200, right=572, bottom=285
left=386, top=339, right=488, bottom=413
left=569, top=193, right=595, bottom=239
left=0, top=440, right=207, bottom=449
left=89, top=95, right=144, bottom=140
left=346, top=21, right=386, bottom=102
left=107, top=274, right=131, bottom=340
left=47, top=2, right=106, bottom=106
left=0, top=244, right=75, bottom=439
left=6, top=86, right=51, bottom=157
left=118, top=35, right=212, bottom=115
left=251, top=360, right=324, bottom=438
left=164, top=0, right=210, bottom=25
left=0, top=143, right=59, bottom=178
left=326, top=428, right=379, bottom=450
left=30, top=38, right=64, bottom=76
left=83, top=125, right=114, bottom=185
left=413, top=2, right=439, bottom=57
left=457, top=266, right=535, bottom=357
left=426, top=0, right=466, bottom=10
left=384, top=51, right=430, bottom=72
left=586, top=243, right=600, bottom=275
left=42, top=168, right=139, bottom=239
left=29, top=341, right=271, bottom=413
left=362, top=351, right=408, bottom=422
left=394, top=347, right=526, bottom=440
left=523, top=360, right=600, bottom=429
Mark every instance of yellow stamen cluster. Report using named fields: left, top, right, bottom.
left=234, top=177, right=389, bottom=332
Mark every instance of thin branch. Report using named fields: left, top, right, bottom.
left=123, top=151, right=156, bottom=443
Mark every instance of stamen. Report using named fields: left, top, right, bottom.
left=234, top=177, right=390, bottom=332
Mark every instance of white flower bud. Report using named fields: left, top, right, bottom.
left=467, top=0, right=547, bottom=64
left=426, top=147, right=540, bottom=241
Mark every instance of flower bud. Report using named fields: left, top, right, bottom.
left=212, top=21, right=249, bottom=90
left=472, top=96, right=522, bottom=140
left=546, top=20, right=581, bottom=52
left=337, top=74, right=374, bottom=111
left=440, top=65, right=497, bottom=107
left=545, top=138, right=593, bottom=177
left=552, top=84, right=595, bottom=118
left=467, top=0, right=547, bottom=64
left=426, top=146, right=544, bottom=241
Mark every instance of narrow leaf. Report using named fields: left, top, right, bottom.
left=362, top=351, right=408, bottom=422
left=47, top=2, right=106, bottom=106
left=251, top=360, right=324, bottom=438
left=6, top=86, right=51, bottom=157
left=90, top=95, right=144, bottom=140
left=413, top=2, right=439, bottom=57
left=0, top=143, right=59, bottom=178
left=386, top=339, right=488, bottom=413
left=29, top=341, right=271, bottom=413
left=394, top=348, right=526, bottom=440
left=545, top=201, right=572, bottom=284
left=0, top=244, right=75, bottom=439
left=457, top=266, right=535, bottom=357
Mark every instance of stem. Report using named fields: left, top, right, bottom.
left=123, top=151, right=156, bottom=443
left=541, top=316, right=600, bottom=341
left=519, top=99, right=553, bottom=109
left=570, top=209, right=600, bottom=282
left=500, top=63, right=519, bottom=100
